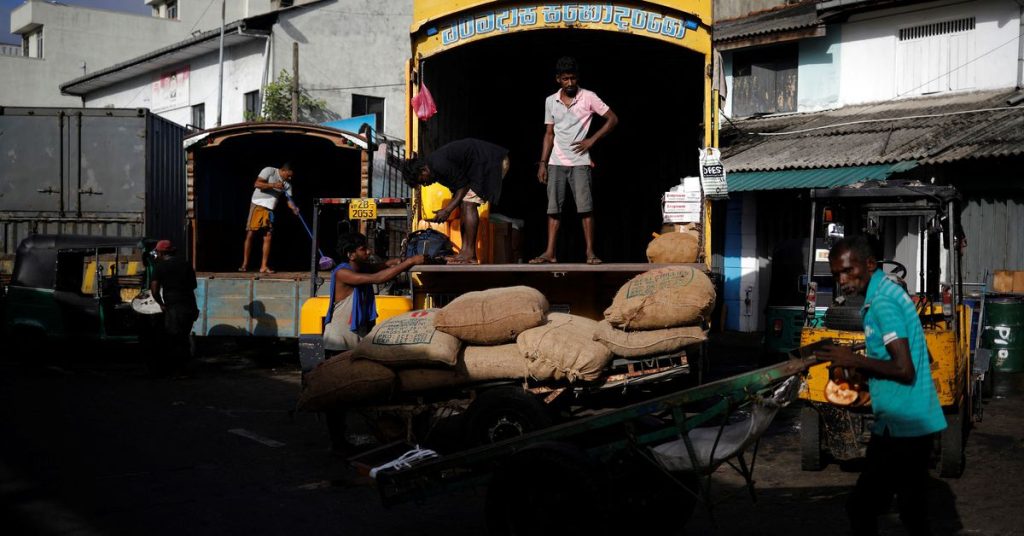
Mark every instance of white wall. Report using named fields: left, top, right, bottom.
left=1, top=0, right=273, bottom=107
left=837, top=0, right=1020, bottom=105
left=273, top=0, right=412, bottom=138
left=85, top=38, right=267, bottom=127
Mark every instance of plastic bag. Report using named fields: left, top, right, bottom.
left=411, top=81, right=437, bottom=121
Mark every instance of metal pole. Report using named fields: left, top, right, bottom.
left=804, top=198, right=817, bottom=326
left=216, top=0, right=225, bottom=127
left=948, top=200, right=960, bottom=346
left=310, top=201, right=320, bottom=298
left=58, top=111, right=65, bottom=216
left=291, top=43, right=299, bottom=122
left=76, top=112, right=82, bottom=217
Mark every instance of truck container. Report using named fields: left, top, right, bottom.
left=406, top=0, right=716, bottom=264
left=0, top=107, right=186, bottom=279
left=183, top=121, right=409, bottom=338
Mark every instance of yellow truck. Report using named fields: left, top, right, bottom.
left=797, top=183, right=979, bottom=478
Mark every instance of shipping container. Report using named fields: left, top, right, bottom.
left=0, top=107, right=186, bottom=279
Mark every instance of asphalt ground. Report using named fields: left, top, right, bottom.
left=0, top=335, right=1021, bottom=535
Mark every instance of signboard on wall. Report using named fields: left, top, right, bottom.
left=429, top=3, right=701, bottom=50
left=151, top=66, right=190, bottom=112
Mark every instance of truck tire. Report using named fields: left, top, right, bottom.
left=823, top=295, right=865, bottom=331
left=800, top=406, right=826, bottom=471
left=463, top=386, right=553, bottom=447
left=938, top=403, right=967, bottom=478
left=485, top=442, right=608, bottom=536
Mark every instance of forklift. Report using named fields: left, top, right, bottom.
left=797, top=182, right=980, bottom=478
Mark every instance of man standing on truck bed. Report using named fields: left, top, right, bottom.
left=240, top=162, right=299, bottom=274
left=531, top=56, right=618, bottom=265
left=815, top=236, right=946, bottom=536
left=401, top=139, right=509, bottom=264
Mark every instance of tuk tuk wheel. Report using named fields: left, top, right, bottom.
left=463, top=386, right=553, bottom=447
left=938, top=402, right=967, bottom=478
left=800, top=406, right=826, bottom=471
left=485, top=442, right=608, bottom=536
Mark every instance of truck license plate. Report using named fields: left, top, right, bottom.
left=349, top=198, right=377, bottom=220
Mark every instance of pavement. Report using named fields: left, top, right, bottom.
left=0, top=334, right=1021, bottom=535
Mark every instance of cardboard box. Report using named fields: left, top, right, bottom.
left=993, top=271, right=1014, bottom=293
left=664, top=212, right=702, bottom=223
left=665, top=191, right=702, bottom=202
left=664, top=201, right=702, bottom=213
left=680, top=176, right=702, bottom=192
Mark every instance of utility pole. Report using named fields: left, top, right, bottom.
left=291, top=43, right=299, bottom=122
left=216, top=0, right=225, bottom=127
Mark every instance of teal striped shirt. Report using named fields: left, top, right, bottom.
left=862, top=269, right=947, bottom=437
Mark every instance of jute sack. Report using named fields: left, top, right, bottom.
left=646, top=232, right=700, bottom=264
left=297, top=352, right=395, bottom=411
left=516, top=313, right=613, bottom=383
left=604, top=266, right=715, bottom=330
left=434, top=286, right=549, bottom=344
left=594, top=320, right=707, bottom=357
left=397, top=344, right=528, bottom=392
left=353, top=309, right=461, bottom=367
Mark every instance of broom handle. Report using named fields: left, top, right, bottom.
left=286, top=193, right=326, bottom=258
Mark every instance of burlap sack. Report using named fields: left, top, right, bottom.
left=594, top=320, right=707, bottom=357
left=434, top=286, right=549, bottom=344
left=646, top=232, right=700, bottom=264
left=516, top=313, right=613, bottom=383
left=397, top=344, right=529, bottom=392
left=604, top=266, right=716, bottom=330
left=297, top=352, right=395, bottom=411
left=352, top=309, right=461, bottom=367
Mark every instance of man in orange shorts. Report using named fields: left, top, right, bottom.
left=240, top=163, right=299, bottom=273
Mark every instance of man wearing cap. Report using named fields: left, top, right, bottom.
left=240, top=163, right=300, bottom=274
left=150, top=240, right=199, bottom=373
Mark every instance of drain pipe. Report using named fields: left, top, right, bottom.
left=1018, top=1, right=1024, bottom=89
left=238, top=25, right=272, bottom=116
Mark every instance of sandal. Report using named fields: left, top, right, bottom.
left=446, top=257, right=478, bottom=265
left=586, top=256, right=603, bottom=265
left=528, top=256, right=557, bottom=264
left=259, top=268, right=276, bottom=274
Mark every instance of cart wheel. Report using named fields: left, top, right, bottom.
left=800, top=406, right=826, bottom=471
left=606, top=450, right=698, bottom=532
left=463, top=386, right=553, bottom=447
left=485, top=442, right=608, bottom=536
left=938, top=403, right=967, bottom=478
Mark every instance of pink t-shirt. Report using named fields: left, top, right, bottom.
left=544, top=88, right=610, bottom=167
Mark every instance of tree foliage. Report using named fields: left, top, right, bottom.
left=255, top=69, right=332, bottom=122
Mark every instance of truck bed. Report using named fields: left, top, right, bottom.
left=411, top=263, right=707, bottom=320
left=193, top=271, right=315, bottom=338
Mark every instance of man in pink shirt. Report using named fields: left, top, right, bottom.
left=531, top=56, right=618, bottom=265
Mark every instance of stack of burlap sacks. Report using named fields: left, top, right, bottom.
left=298, top=267, right=716, bottom=412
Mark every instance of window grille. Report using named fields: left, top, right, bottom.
left=899, top=17, right=975, bottom=41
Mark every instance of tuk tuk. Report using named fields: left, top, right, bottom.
left=1, top=235, right=151, bottom=352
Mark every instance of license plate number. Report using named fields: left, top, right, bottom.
left=349, top=199, right=377, bottom=220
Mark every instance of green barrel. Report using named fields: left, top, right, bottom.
left=982, top=296, right=1024, bottom=373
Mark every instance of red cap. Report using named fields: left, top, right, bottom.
left=155, top=240, right=175, bottom=252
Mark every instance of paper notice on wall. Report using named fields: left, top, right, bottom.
left=152, top=66, right=190, bottom=112
left=698, top=147, right=728, bottom=199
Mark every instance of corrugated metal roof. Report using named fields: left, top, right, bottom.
left=728, top=161, right=918, bottom=192
left=714, top=1, right=820, bottom=42
left=721, top=89, right=1024, bottom=172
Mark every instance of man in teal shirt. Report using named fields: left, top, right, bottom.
left=817, top=236, right=946, bottom=536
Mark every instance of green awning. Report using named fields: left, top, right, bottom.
left=726, top=161, right=918, bottom=192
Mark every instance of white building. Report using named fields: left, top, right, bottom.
left=1, top=0, right=304, bottom=107
left=57, top=0, right=411, bottom=138
left=713, top=0, right=1024, bottom=333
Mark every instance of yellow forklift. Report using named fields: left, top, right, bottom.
left=797, top=183, right=978, bottom=478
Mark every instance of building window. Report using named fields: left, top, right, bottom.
left=166, top=1, right=178, bottom=20
left=731, top=43, right=797, bottom=118
left=191, top=104, right=205, bottom=129
left=352, top=94, right=385, bottom=132
left=22, top=27, right=43, bottom=58
left=244, top=91, right=261, bottom=120
left=896, top=17, right=976, bottom=96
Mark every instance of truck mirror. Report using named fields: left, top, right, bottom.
left=826, top=223, right=845, bottom=240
